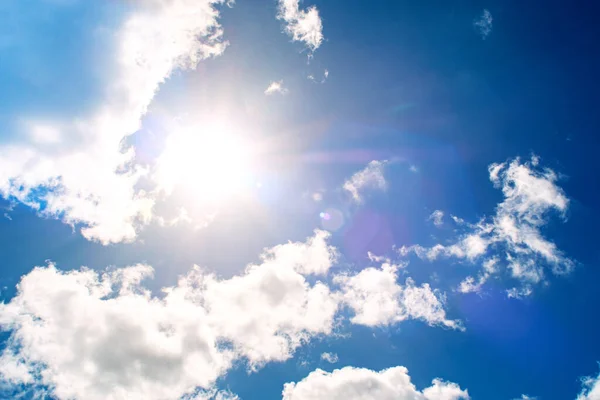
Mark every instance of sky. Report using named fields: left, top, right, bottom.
left=0, top=0, right=599, bottom=399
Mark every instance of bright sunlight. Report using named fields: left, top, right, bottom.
left=155, top=120, right=256, bottom=204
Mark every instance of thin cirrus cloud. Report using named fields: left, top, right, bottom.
left=343, top=160, right=388, bottom=204
left=0, top=0, right=230, bottom=244
left=474, top=9, right=493, bottom=39
left=400, top=156, right=574, bottom=297
left=282, top=366, right=470, bottom=400
left=277, top=0, right=324, bottom=53
left=0, top=230, right=460, bottom=399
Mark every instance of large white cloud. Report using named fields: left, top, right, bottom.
left=400, top=156, right=574, bottom=296
left=277, top=0, right=324, bottom=52
left=0, top=230, right=464, bottom=399
left=0, top=230, right=339, bottom=400
left=343, top=160, right=388, bottom=204
left=282, top=366, right=470, bottom=400
left=334, top=259, right=462, bottom=330
left=0, top=0, right=230, bottom=244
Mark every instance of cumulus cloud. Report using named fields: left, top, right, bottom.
left=320, top=352, right=338, bottom=364
left=0, top=0, right=230, bottom=244
left=429, top=210, right=444, bottom=227
left=514, top=395, right=537, bottom=400
left=282, top=366, right=470, bottom=400
left=334, top=259, right=462, bottom=330
left=474, top=9, right=493, bottom=39
left=277, top=0, right=324, bottom=52
left=401, top=156, right=574, bottom=296
left=265, top=80, right=289, bottom=95
left=343, top=160, right=388, bottom=204
left=0, top=229, right=468, bottom=399
left=0, top=231, right=339, bottom=400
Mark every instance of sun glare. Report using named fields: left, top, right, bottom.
left=155, top=121, right=256, bottom=203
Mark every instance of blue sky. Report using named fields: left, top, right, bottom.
left=1, top=0, right=600, bottom=399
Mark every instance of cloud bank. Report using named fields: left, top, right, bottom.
left=0, top=231, right=460, bottom=399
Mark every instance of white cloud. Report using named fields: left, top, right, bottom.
left=401, top=156, right=573, bottom=296
left=282, top=366, right=470, bottom=400
left=0, top=0, right=230, bottom=244
left=343, top=160, right=388, bottom=204
left=0, top=231, right=340, bottom=399
left=277, top=0, right=324, bottom=52
left=320, top=352, right=338, bottom=364
left=458, top=258, right=498, bottom=294
left=514, top=395, right=537, bottom=400
left=265, top=80, right=289, bottom=95
left=578, top=368, right=600, bottom=400
left=474, top=9, right=493, bottom=39
left=429, top=210, right=444, bottom=227
left=334, top=260, right=462, bottom=330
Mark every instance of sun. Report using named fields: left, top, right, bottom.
left=155, top=120, right=256, bottom=204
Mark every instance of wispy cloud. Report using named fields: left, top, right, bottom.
left=343, top=160, right=387, bottom=204
left=401, top=156, right=574, bottom=297
left=474, top=9, right=493, bottom=39
left=277, top=0, right=324, bottom=53
left=308, top=69, right=329, bottom=83
left=265, top=80, right=289, bottom=95
left=283, top=366, right=469, bottom=400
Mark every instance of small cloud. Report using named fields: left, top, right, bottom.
left=451, top=215, right=465, bottom=225
left=309, top=69, right=329, bottom=83
left=428, top=210, right=444, bottom=227
left=474, top=9, right=493, bottom=39
left=277, top=0, right=324, bottom=53
left=343, top=160, right=387, bottom=204
left=320, top=352, right=338, bottom=364
left=265, top=80, right=288, bottom=95
left=409, top=165, right=418, bottom=173
left=334, top=262, right=463, bottom=330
